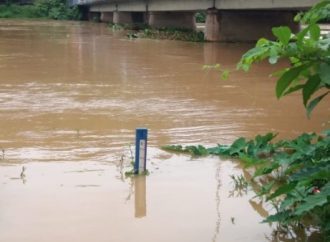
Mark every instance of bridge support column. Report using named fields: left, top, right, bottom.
left=100, top=12, right=113, bottom=23
left=113, top=11, right=133, bottom=25
left=205, top=10, right=299, bottom=42
left=148, top=12, right=196, bottom=30
left=205, top=9, right=221, bottom=41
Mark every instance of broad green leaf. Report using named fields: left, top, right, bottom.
left=268, top=46, right=280, bottom=65
left=323, top=129, right=330, bottom=136
left=296, top=26, right=310, bottom=46
left=307, top=91, right=329, bottom=118
left=286, top=43, right=299, bottom=57
left=283, top=84, right=304, bottom=96
left=319, top=63, right=330, bottom=85
left=266, top=182, right=298, bottom=201
left=280, top=195, right=299, bottom=210
left=255, top=133, right=277, bottom=146
left=318, top=38, right=330, bottom=51
left=207, top=145, right=230, bottom=156
left=257, top=181, right=275, bottom=196
left=290, top=163, right=330, bottom=182
left=256, top=38, right=269, bottom=47
left=302, top=75, right=321, bottom=106
left=237, top=46, right=270, bottom=71
left=276, top=64, right=309, bottom=98
left=299, top=0, right=330, bottom=24
left=239, top=154, right=267, bottom=167
left=294, top=193, right=329, bottom=216
left=309, top=23, right=321, bottom=41
left=263, top=211, right=291, bottom=223
left=294, top=12, right=303, bottom=22
left=272, top=26, right=292, bottom=45
left=229, top=137, right=247, bottom=156
left=269, top=55, right=279, bottom=64
left=271, top=68, right=286, bottom=78
left=254, top=162, right=280, bottom=177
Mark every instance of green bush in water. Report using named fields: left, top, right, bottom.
left=195, top=11, right=206, bottom=23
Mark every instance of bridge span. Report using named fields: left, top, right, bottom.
left=72, top=0, right=319, bottom=41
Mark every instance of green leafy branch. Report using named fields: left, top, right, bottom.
left=237, top=0, right=330, bottom=117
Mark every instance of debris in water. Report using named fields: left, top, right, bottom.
left=231, top=217, right=235, bottom=224
left=20, top=166, right=26, bottom=179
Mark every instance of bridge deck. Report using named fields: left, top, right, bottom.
left=73, top=0, right=318, bottom=11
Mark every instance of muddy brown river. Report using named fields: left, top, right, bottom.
left=0, top=19, right=329, bottom=242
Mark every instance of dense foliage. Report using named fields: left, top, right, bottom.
left=195, top=11, right=206, bottom=23
left=163, top=130, right=330, bottom=239
left=238, top=0, right=330, bottom=117
left=0, top=0, right=80, bottom=20
left=0, top=3, right=36, bottom=18
left=34, top=0, right=80, bottom=20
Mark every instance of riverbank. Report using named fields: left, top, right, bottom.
left=0, top=2, right=79, bottom=20
left=0, top=4, right=37, bottom=18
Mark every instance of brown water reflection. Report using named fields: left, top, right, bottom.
left=0, top=19, right=328, bottom=242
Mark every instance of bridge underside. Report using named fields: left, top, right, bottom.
left=85, top=0, right=316, bottom=41
left=205, top=10, right=299, bottom=42
left=88, top=0, right=317, bottom=12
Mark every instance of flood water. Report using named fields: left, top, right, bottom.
left=0, top=20, right=328, bottom=242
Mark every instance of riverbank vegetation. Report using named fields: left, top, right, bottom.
left=109, top=23, right=205, bottom=42
left=164, top=0, right=330, bottom=240
left=138, top=27, right=204, bottom=42
left=0, top=0, right=80, bottom=20
left=163, top=131, right=330, bottom=239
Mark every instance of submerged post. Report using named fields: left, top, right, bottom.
left=134, top=128, right=148, bottom=174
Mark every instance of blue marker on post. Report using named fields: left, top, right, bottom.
left=134, top=128, right=148, bottom=174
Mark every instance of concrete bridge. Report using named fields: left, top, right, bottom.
left=72, top=0, right=319, bottom=41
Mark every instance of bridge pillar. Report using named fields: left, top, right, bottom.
left=205, top=10, right=299, bottom=42
left=100, top=12, right=113, bottom=23
left=148, top=11, right=196, bottom=30
left=205, top=8, right=221, bottom=41
left=113, top=11, right=133, bottom=25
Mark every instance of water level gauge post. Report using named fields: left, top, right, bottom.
left=134, top=128, right=148, bottom=174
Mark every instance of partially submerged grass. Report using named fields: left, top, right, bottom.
left=108, top=23, right=205, bottom=42
left=139, top=27, right=205, bottom=42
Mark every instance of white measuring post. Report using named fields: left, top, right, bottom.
left=134, top=128, right=148, bottom=174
